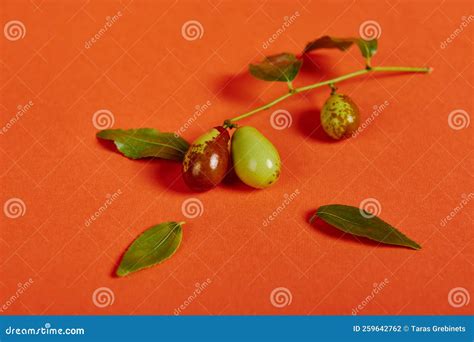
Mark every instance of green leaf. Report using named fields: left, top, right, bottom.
left=249, top=53, right=302, bottom=82
left=96, top=128, right=189, bottom=161
left=310, top=205, right=421, bottom=250
left=354, top=39, right=378, bottom=59
left=303, top=36, right=354, bottom=53
left=117, top=221, right=184, bottom=277
left=303, top=36, right=378, bottom=60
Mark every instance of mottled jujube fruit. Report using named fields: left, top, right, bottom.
left=320, top=93, right=360, bottom=139
left=182, top=126, right=230, bottom=192
left=231, top=126, right=281, bottom=189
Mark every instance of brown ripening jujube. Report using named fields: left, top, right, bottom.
left=182, top=126, right=230, bottom=191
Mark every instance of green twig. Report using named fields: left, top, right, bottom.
left=227, top=65, right=431, bottom=124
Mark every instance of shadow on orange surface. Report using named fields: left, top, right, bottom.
left=296, top=108, right=338, bottom=143
left=151, top=159, right=193, bottom=195
left=299, top=53, right=335, bottom=77
left=214, top=72, right=257, bottom=104
left=96, top=138, right=119, bottom=154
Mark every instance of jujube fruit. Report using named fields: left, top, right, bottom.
left=182, top=126, right=230, bottom=191
left=231, top=126, right=281, bottom=189
left=320, top=93, right=360, bottom=139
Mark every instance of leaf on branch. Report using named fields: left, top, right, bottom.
left=116, top=221, right=184, bottom=277
left=303, top=36, right=378, bottom=59
left=96, top=128, right=190, bottom=161
left=249, top=53, right=302, bottom=82
left=310, top=204, right=421, bottom=250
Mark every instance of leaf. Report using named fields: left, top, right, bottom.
left=249, top=53, right=302, bottom=82
left=96, top=128, right=189, bottom=161
left=354, top=39, right=378, bottom=59
left=303, top=36, right=378, bottom=60
left=117, top=221, right=183, bottom=277
left=310, top=205, right=421, bottom=250
left=303, top=36, right=354, bottom=53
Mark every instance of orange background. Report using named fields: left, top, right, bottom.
left=1, top=0, right=473, bottom=315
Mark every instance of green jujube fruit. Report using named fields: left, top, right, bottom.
left=320, top=93, right=360, bottom=139
left=231, top=126, right=281, bottom=189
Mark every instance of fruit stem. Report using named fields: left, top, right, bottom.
left=227, top=65, right=431, bottom=124
left=287, top=81, right=294, bottom=92
left=228, top=92, right=293, bottom=123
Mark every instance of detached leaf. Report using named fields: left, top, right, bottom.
left=97, top=128, right=189, bottom=161
left=304, top=36, right=378, bottom=60
left=117, top=221, right=183, bottom=277
left=310, top=205, right=421, bottom=250
left=249, top=53, right=302, bottom=82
